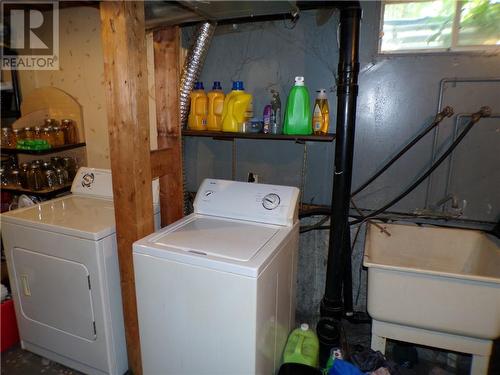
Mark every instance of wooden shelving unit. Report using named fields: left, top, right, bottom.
left=182, top=130, right=335, bottom=142
left=1, top=142, right=86, bottom=156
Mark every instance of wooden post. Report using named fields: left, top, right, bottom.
left=100, top=2, right=153, bottom=374
left=153, top=27, right=184, bottom=226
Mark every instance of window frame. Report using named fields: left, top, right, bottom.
left=378, top=0, right=500, bottom=54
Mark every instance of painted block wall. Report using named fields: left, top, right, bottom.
left=187, top=1, right=500, bottom=222
left=185, top=1, right=499, bottom=318
left=17, top=6, right=160, bottom=169
left=18, top=4, right=498, bottom=221
left=15, top=3, right=499, bottom=319
left=18, top=6, right=110, bottom=169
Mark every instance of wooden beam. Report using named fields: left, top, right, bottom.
left=100, top=2, right=153, bottom=374
left=150, top=148, right=176, bottom=179
left=153, top=27, right=184, bottom=226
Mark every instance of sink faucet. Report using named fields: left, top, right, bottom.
left=433, top=194, right=459, bottom=210
left=413, top=194, right=462, bottom=218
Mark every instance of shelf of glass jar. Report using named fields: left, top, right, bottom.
left=1, top=156, right=78, bottom=198
left=1, top=182, right=73, bottom=198
left=181, top=130, right=335, bottom=142
left=1, top=142, right=86, bottom=155
left=1, top=119, right=82, bottom=154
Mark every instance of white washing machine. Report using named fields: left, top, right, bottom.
left=133, top=178, right=300, bottom=375
left=1, top=167, right=160, bottom=375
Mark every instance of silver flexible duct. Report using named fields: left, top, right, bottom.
left=180, top=22, right=216, bottom=215
left=179, top=22, right=217, bottom=128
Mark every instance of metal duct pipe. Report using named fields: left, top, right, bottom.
left=179, top=22, right=217, bottom=128
left=321, top=2, right=361, bottom=319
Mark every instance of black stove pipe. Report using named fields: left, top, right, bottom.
left=320, top=2, right=361, bottom=319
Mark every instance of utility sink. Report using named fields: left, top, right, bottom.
left=364, top=222, right=500, bottom=374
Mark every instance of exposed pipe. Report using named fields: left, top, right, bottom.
left=300, top=106, right=454, bottom=219
left=350, top=106, right=492, bottom=225
left=442, top=113, right=500, bottom=213
left=425, top=77, right=500, bottom=208
left=320, top=2, right=361, bottom=319
left=179, top=22, right=217, bottom=128
left=351, top=106, right=454, bottom=197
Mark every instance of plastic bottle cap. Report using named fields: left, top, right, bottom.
left=317, top=89, right=327, bottom=99
left=212, top=81, right=222, bottom=90
left=194, top=81, right=204, bottom=90
left=294, top=76, right=305, bottom=86
left=300, top=323, right=309, bottom=331
left=232, top=81, right=244, bottom=90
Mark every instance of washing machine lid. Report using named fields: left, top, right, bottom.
left=1, top=195, right=116, bottom=241
left=152, top=216, right=279, bottom=262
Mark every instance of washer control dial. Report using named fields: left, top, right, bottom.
left=262, top=193, right=280, bottom=210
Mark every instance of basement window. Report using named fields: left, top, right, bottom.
left=379, top=0, right=500, bottom=53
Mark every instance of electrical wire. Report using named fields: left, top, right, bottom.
left=299, top=215, right=330, bottom=233
left=299, top=105, right=490, bottom=260
left=349, top=107, right=491, bottom=226
left=351, top=106, right=454, bottom=197
left=299, top=207, right=331, bottom=219
left=300, top=107, right=453, bottom=221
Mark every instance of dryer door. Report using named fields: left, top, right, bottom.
left=12, top=247, right=96, bottom=340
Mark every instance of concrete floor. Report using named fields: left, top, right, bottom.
left=1, top=346, right=82, bottom=375
left=2, top=322, right=473, bottom=375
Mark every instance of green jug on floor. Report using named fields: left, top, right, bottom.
left=283, top=323, right=320, bottom=368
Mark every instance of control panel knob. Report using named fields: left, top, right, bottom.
left=262, top=193, right=280, bottom=210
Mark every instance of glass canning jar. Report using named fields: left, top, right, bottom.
left=27, top=164, right=44, bottom=191
left=61, top=119, right=78, bottom=144
left=1, top=128, right=13, bottom=148
left=12, top=128, right=22, bottom=148
left=24, top=127, right=35, bottom=141
left=33, top=126, right=42, bottom=140
left=41, top=127, right=55, bottom=146
left=53, top=126, right=65, bottom=146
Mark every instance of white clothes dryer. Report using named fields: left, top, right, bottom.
left=1, top=167, right=160, bottom=375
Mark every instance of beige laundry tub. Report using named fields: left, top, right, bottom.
left=364, top=222, right=500, bottom=374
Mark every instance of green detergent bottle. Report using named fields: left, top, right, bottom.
left=283, top=323, right=320, bottom=367
left=283, top=76, right=312, bottom=135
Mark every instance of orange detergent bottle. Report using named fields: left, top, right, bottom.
left=207, top=81, right=225, bottom=131
left=222, top=81, right=253, bottom=133
left=188, top=82, right=208, bottom=130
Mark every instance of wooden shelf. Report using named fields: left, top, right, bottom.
left=1, top=183, right=72, bottom=198
left=1, top=142, right=86, bottom=155
left=182, top=130, right=335, bottom=142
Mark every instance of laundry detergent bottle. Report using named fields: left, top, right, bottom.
left=283, top=76, right=312, bottom=135
left=207, top=81, right=225, bottom=131
left=187, top=81, right=208, bottom=131
left=312, top=89, right=330, bottom=135
left=222, top=81, right=242, bottom=124
left=222, top=81, right=253, bottom=133
left=282, top=323, right=320, bottom=367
